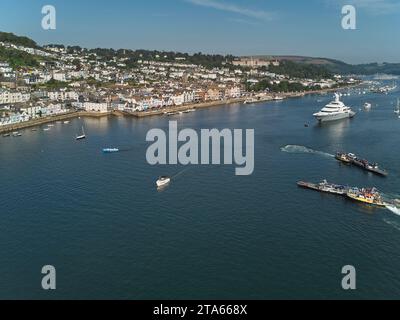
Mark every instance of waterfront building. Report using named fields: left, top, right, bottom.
left=171, top=93, right=185, bottom=106
left=0, top=112, right=30, bottom=126
left=205, top=88, right=222, bottom=101
left=77, top=101, right=109, bottom=113
left=183, top=91, right=195, bottom=104
left=40, top=103, right=69, bottom=116
left=0, top=89, right=31, bottom=105
left=47, top=90, right=79, bottom=102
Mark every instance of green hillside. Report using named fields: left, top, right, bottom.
left=264, top=55, right=400, bottom=75
left=0, top=31, right=37, bottom=48
left=1, top=31, right=400, bottom=75
left=0, top=46, right=40, bottom=68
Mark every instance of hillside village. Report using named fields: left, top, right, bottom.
left=0, top=32, right=354, bottom=127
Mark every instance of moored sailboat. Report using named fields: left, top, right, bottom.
left=76, top=126, right=86, bottom=140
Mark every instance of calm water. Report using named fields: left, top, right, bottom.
left=1, top=85, right=400, bottom=299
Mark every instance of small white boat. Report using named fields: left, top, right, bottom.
left=244, top=98, right=259, bottom=104
left=364, top=102, right=372, bottom=110
left=156, top=176, right=171, bottom=188
left=64, top=121, right=70, bottom=124
left=395, top=99, right=400, bottom=114
left=76, top=126, right=86, bottom=140
left=43, top=128, right=51, bottom=132
left=103, top=148, right=119, bottom=153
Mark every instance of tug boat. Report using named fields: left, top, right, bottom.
left=156, top=176, right=171, bottom=188
left=335, top=152, right=388, bottom=177
left=346, top=188, right=386, bottom=207
left=297, top=180, right=348, bottom=195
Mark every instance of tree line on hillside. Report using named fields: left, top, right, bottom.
left=0, top=46, right=39, bottom=68
left=326, top=61, right=400, bottom=75
left=0, top=32, right=38, bottom=48
left=247, top=79, right=322, bottom=93
left=45, top=45, right=234, bottom=69
left=267, top=61, right=333, bottom=79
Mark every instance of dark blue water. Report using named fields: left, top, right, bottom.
left=1, top=86, right=400, bottom=299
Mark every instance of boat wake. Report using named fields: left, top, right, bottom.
left=280, top=145, right=334, bottom=158
left=117, top=147, right=134, bottom=152
left=383, top=218, right=400, bottom=231
left=172, top=167, right=190, bottom=179
left=385, top=204, right=400, bottom=216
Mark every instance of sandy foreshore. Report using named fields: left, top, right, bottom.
left=0, top=84, right=360, bottom=133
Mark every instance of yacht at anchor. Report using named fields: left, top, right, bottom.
left=313, top=93, right=355, bottom=123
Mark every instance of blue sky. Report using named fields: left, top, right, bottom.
left=0, top=0, right=399, bottom=64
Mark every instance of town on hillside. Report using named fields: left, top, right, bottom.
left=0, top=32, right=356, bottom=127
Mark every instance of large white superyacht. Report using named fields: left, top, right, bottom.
left=313, top=93, right=355, bottom=123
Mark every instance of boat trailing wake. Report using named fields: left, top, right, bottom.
left=280, top=145, right=334, bottom=158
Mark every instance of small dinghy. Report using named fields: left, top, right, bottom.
left=102, top=148, right=119, bottom=153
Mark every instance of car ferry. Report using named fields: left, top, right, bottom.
left=346, top=188, right=386, bottom=207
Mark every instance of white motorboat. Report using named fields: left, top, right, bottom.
left=244, top=97, right=259, bottom=104
left=313, top=93, right=355, bottom=123
left=156, top=176, right=171, bottom=188
left=364, top=102, right=372, bottom=110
